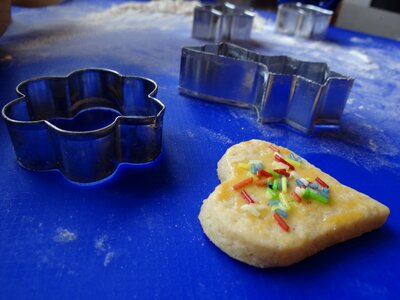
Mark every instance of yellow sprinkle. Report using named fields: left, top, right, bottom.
left=286, top=158, right=301, bottom=167
left=279, top=193, right=291, bottom=210
left=270, top=204, right=280, bottom=211
left=281, top=177, right=287, bottom=193
left=305, top=177, right=312, bottom=182
left=238, top=163, right=250, bottom=169
left=247, top=172, right=258, bottom=180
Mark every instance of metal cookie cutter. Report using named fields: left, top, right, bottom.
left=192, top=2, right=255, bottom=42
left=275, top=2, right=333, bottom=39
left=2, top=69, right=165, bottom=183
left=179, top=43, right=354, bottom=135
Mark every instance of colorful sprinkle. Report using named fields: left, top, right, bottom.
left=289, top=152, right=302, bottom=162
left=249, top=161, right=263, bottom=174
left=257, top=169, right=273, bottom=178
left=267, top=188, right=279, bottom=199
left=272, top=179, right=279, bottom=190
left=315, top=177, right=329, bottom=188
left=299, top=178, right=309, bottom=186
left=273, top=168, right=290, bottom=177
left=285, top=158, right=301, bottom=167
left=281, top=177, right=288, bottom=193
left=319, top=188, right=330, bottom=198
left=279, top=193, right=290, bottom=210
left=303, top=187, right=328, bottom=204
left=291, top=191, right=302, bottom=203
left=238, top=163, right=250, bottom=170
left=269, top=200, right=281, bottom=206
left=295, top=186, right=305, bottom=197
left=233, top=177, right=253, bottom=190
left=255, top=178, right=268, bottom=187
left=274, top=208, right=288, bottom=218
left=269, top=144, right=280, bottom=153
left=269, top=169, right=280, bottom=178
left=240, top=190, right=255, bottom=204
left=234, top=147, right=333, bottom=235
left=274, top=154, right=295, bottom=170
left=274, top=212, right=290, bottom=232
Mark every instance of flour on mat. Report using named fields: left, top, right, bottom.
left=85, top=0, right=267, bottom=31
left=200, top=127, right=233, bottom=145
left=87, top=0, right=199, bottom=17
left=53, top=228, right=77, bottom=243
left=95, top=235, right=117, bottom=267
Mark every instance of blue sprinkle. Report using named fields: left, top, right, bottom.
left=268, top=183, right=273, bottom=188
left=309, top=183, right=319, bottom=189
left=322, top=187, right=330, bottom=194
left=250, top=162, right=263, bottom=174
left=296, top=179, right=304, bottom=186
left=274, top=208, right=288, bottom=218
left=319, top=191, right=329, bottom=199
left=269, top=200, right=281, bottom=206
left=289, top=152, right=302, bottom=162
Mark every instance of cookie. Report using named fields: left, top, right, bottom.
left=199, top=140, right=390, bottom=267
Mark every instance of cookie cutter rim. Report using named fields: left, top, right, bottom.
left=275, top=2, right=333, bottom=39
left=179, top=42, right=354, bottom=135
left=192, top=2, right=255, bottom=42
left=2, top=68, right=166, bottom=183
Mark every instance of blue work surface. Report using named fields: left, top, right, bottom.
left=0, top=1, right=399, bottom=299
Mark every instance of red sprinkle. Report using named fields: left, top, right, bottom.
left=274, top=154, right=295, bottom=170
left=269, top=144, right=280, bottom=153
left=255, top=178, right=268, bottom=186
left=274, top=212, right=290, bottom=232
left=233, top=177, right=253, bottom=190
left=257, top=169, right=273, bottom=178
left=315, top=177, right=329, bottom=188
left=291, top=191, right=302, bottom=203
left=240, top=190, right=255, bottom=204
left=273, top=168, right=290, bottom=177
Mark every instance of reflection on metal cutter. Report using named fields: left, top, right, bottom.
left=275, top=3, right=333, bottom=39
left=192, top=2, right=255, bottom=42
left=179, top=43, right=354, bottom=135
left=2, top=69, right=165, bottom=183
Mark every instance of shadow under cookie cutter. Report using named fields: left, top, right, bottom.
left=179, top=43, right=354, bottom=135
left=192, top=2, right=255, bottom=42
left=2, top=68, right=165, bottom=183
left=275, top=2, right=333, bottom=39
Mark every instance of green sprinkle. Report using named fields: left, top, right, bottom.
left=269, top=169, right=280, bottom=178
left=303, top=187, right=328, bottom=204
left=267, top=188, right=278, bottom=199
left=272, top=179, right=279, bottom=190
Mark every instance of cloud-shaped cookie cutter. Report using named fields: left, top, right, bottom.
left=179, top=43, right=354, bottom=135
left=2, top=68, right=165, bottom=183
left=192, top=2, right=255, bottom=42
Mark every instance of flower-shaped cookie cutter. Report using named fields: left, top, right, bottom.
left=192, top=2, right=255, bottom=42
left=179, top=43, right=354, bottom=135
left=2, top=68, right=166, bottom=183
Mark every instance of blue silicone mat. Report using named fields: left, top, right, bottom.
left=0, top=1, right=399, bottom=298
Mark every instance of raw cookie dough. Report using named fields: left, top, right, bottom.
left=199, top=140, right=390, bottom=267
